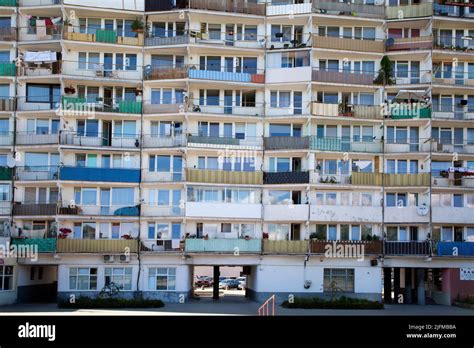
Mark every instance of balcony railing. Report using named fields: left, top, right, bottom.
left=312, top=34, right=384, bottom=53
left=185, top=238, right=262, bottom=253
left=433, top=71, right=474, bottom=86
left=263, top=171, right=310, bottom=184
left=262, top=240, right=308, bottom=254
left=0, top=27, right=16, bottom=41
left=60, top=166, right=141, bottom=183
left=11, top=238, right=57, bottom=253
left=186, top=168, right=263, bottom=185
left=0, top=132, right=13, bottom=146
left=145, top=34, right=190, bottom=46
left=386, top=36, right=433, bottom=51
left=16, top=96, right=59, bottom=111
left=388, top=105, right=431, bottom=119
left=0, top=201, right=10, bottom=215
left=143, top=101, right=183, bottom=114
left=392, top=71, right=431, bottom=85
left=141, top=205, right=184, bottom=217
left=18, top=61, right=61, bottom=77
left=61, top=204, right=140, bottom=217
left=57, top=239, right=138, bottom=253
left=141, top=171, right=184, bottom=182
left=312, top=173, right=352, bottom=185
left=142, top=134, right=186, bottom=148
left=62, top=96, right=142, bottom=114
left=0, top=0, right=16, bottom=6
left=0, top=98, right=15, bottom=111
left=12, top=203, right=57, bottom=216
left=0, top=166, right=13, bottom=180
left=61, top=60, right=142, bottom=82
left=64, top=26, right=144, bottom=46
left=435, top=242, right=474, bottom=257
left=384, top=241, right=431, bottom=256
left=60, top=132, right=140, bottom=149
left=18, top=25, right=63, bottom=42
left=144, top=66, right=187, bottom=80
left=15, top=132, right=59, bottom=145
left=310, top=240, right=382, bottom=255
left=187, top=134, right=262, bottom=148
left=311, top=102, right=383, bottom=120
left=352, top=172, right=430, bottom=186
left=434, top=3, right=474, bottom=18
left=310, top=137, right=382, bottom=153
left=141, top=239, right=178, bottom=252
left=312, top=0, right=385, bottom=19
left=433, top=34, right=474, bottom=51
left=188, top=0, right=266, bottom=15
left=312, top=68, right=376, bottom=86
left=386, top=3, right=434, bottom=19
left=188, top=99, right=265, bottom=117
left=15, top=166, right=59, bottom=181
left=431, top=140, right=474, bottom=155
left=0, top=63, right=15, bottom=77
left=432, top=105, right=474, bottom=121
left=19, top=0, right=61, bottom=5
left=264, top=136, right=309, bottom=150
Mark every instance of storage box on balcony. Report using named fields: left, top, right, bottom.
left=60, top=167, right=141, bottom=183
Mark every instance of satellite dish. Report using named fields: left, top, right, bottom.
left=417, top=206, right=428, bottom=216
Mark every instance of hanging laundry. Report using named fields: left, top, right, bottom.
left=24, top=51, right=57, bottom=63
left=29, top=18, right=36, bottom=27
left=51, top=17, right=62, bottom=25
left=36, top=20, right=47, bottom=38
left=45, top=19, right=53, bottom=27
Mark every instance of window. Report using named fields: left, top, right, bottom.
left=221, top=223, right=232, bottom=233
left=0, top=266, right=13, bottom=291
left=69, top=268, right=97, bottom=290
left=323, top=269, right=354, bottom=292
left=105, top=268, right=132, bottom=291
left=111, top=188, right=134, bottom=206
left=148, top=268, right=176, bottom=291
left=26, top=84, right=60, bottom=105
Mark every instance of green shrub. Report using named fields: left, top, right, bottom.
left=281, top=296, right=383, bottom=309
left=58, top=296, right=164, bottom=309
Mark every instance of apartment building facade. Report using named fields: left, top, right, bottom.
left=0, top=0, right=473, bottom=306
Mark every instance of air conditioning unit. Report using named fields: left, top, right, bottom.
left=103, top=255, right=115, bottom=263
left=119, top=254, right=130, bottom=263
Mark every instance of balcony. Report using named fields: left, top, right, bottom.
left=0, top=167, right=12, bottom=180
left=263, top=171, right=310, bottom=185
left=62, top=97, right=142, bottom=114
left=434, top=3, right=474, bottom=18
left=188, top=66, right=265, bottom=84
left=187, top=0, right=266, bottom=15
left=185, top=238, right=262, bottom=253
left=386, top=36, right=433, bottom=51
left=262, top=240, right=308, bottom=254
left=310, top=205, right=382, bottom=223
left=145, top=35, right=189, bottom=46
left=310, top=137, right=382, bottom=153
left=143, top=102, right=182, bottom=114
left=188, top=135, right=262, bottom=149
left=144, top=66, right=187, bottom=80
left=62, top=60, right=142, bottom=82
left=15, top=132, right=59, bottom=145
left=142, top=135, right=186, bottom=148
left=60, top=132, right=140, bottom=149
left=60, top=166, right=141, bottom=183
left=311, top=102, right=383, bottom=120
left=384, top=241, right=431, bottom=256
left=18, top=61, right=61, bottom=77
left=0, top=63, right=15, bottom=77
left=188, top=100, right=265, bottom=117
left=386, top=3, right=433, bottom=19
left=18, top=25, right=63, bottom=42
left=434, top=35, right=474, bottom=51
left=431, top=141, right=474, bottom=155
left=0, top=27, right=16, bottom=41
left=141, top=239, right=179, bottom=252
left=264, top=136, right=309, bottom=150
left=185, top=202, right=261, bottom=219
left=12, top=203, right=57, bottom=216
left=0, top=132, right=12, bottom=146
left=0, top=201, right=11, bottom=215
left=384, top=140, right=430, bottom=153
left=312, top=0, right=385, bottom=19
left=60, top=204, right=140, bottom=217
left=435, top=242, right=474, bottom=257
left=264, top=204, right=309, bottom=221
left=384, top=207, right=429, bottom=224
left=266, top=66, right=312, bottom=84
left=432, top=105, right=474, bottom=120
left=56, top=239, right=138, bottom=253
left=392, top=71, right=431, bottom=85
left=312, top=35, right=384, bottom=53
left=310, top=240, right=382, bottom=255
left=141, top=171, right=184, bottom=183
left=0, top=98, right=15, bottom=111
left=16, top=96, right=59, bottom=112
left=15, top=166, right=59, bottom=181
left=432, top=207, right=474, bottom=224
left=141, top=205, right=184, bottom=218
left=432, top=176, right=474, bottom=188
left=267, top=1, right=312, bottom=16
left=388, top=105, right=431, bottom=119
left=352, top=173, right=430, bottom=187
left=11, top=238, right=57, bottom=253
left=312, top=68, right=376, bottom=86
left=64, top=27, right=144, bottom=46
left=186, top=169, right=263, bottom=185
left=311, top=173, right=352, bottom=185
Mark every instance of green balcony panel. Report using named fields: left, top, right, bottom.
left=96, top=29, right=117, bottom=44
left=119, top=100, right=142, bottom=114
left=185, top=238, right=261, bottom=253
left=12, top=238, right=57, bottom=253
left=391, top=107, right=431, bottom=119
left=62, top=96, right=86, bottom=110
left=0, top=63, right=15, bottom=76
left=0, top=0, right=16, bottom=6
left=311, top=137, right=342, bottom=151
left=0, top=167, right=12, bottom=180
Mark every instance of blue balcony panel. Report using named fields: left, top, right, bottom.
left=60, top=167, right=141, bottom=183
left=437, top=242, right=474, bottom=257
left=188, top=69, right=252, bottom=83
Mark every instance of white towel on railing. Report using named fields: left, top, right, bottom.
left=36, top=20, right=47, bottom=39
left=24, top=51, right=57, bottom=63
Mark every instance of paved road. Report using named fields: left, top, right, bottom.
left=0, top=296, right=473, bottom=316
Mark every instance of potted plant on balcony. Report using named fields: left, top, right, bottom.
left=262, top=232, right=269, bottom=239
left=64, top=86, right=75, bottom=95
left=131, top=18, right=145, bottom=34
left=121, top=234, right=133, bottom=240
left=203, top=234, right=209, bottom=240
left=244, top=235, right=251, bottom=241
